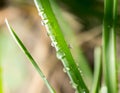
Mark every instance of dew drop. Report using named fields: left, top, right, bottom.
left=51, top=42, right=54, bottom=47
left=72, top=83, right=78, bottom=89
left=75, top=88, right=87, bottom=93
left=54, top=42, right=57, bottom=45
left=63, top=68, right=66, bottom=73
left=66, top=67, right=70, bottom=71
left=80, top=70, right=82, bottom=74
left=44, top=19, right=49, bottom=24
left=41, top=20, right=45, bottom=26
left=41, top=19, right=49, bottom=26
left=82, top=89, right=86, bottom=93
left=56, top=50, right=65, bottom=59
left=38, top=11, right=44, bottom=17
left=69, top=81, right=78, bottom=89
left=78, top=68, right=83, bottom=76
left=55, top=45, right=61, bottom=51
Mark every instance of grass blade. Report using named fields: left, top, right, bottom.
left=5, top=19, right=56, bottom=93
left=0, top=36, right=3, bottom=93
left=34, top=0, right=89, bottom=93
left=102, top=0, right=118, bottom=92
left=49, top=0, right=93, bottom=85
left=0, top=56, right=3, bottom=93
left=91, top=47, right=102, bottom=93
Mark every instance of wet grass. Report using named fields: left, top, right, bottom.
left=4, top=0, right=119, bottom=93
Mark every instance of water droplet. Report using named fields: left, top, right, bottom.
left=75, top=88, right=87, bottom=93
left=80, top=70, right=82, bottom=73
left=80, top=72, right=84, bottom=77
left=78, top=68, right=83, bottom=76
left=41, top=20, right=45, bottom=26
left=72, top=83, right=78, bottom=89
left=69, top=81, right=78, bottom=89
left=51, top=42, right=54, bottom=47
left=44, top=20, right=49, bottom=24
left=63, top=68, right=66, bottom=73
left=82, top=89, right=87, bottom=93
left=41, top=19, right=49, bottom=26
left=53, top=42, right=58, bottom=46
left=66, top=67, right=70, bottom=71
left=56, top=50, right=65, bottom=59
left=38, top=11, right=44, bottom=17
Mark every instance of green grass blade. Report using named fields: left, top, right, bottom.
left=91, top=47, right=102, bottom=93
left=102, top=0, right=118, bottom=92
left=0, top=35, right=3, bottom=93
left=5, top=19, right=56, bottom=93
left=34, top=0, right=89, bottom=93
left=49, top=0, right=93, bottom=84
left=0, top=55, right=3, bottom=93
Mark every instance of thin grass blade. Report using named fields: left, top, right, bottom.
left=0, top=57, right=3, bottom=93
left=0, top=36, right=3, bottom=93
left=5, top=19, right=56, bottom=93
left=91, top=47, right=102, bottom=93
left=34, top=0, right=89, bottom=93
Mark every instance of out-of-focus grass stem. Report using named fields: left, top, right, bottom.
left=91, top=47, right=102, bottom=93
left=102, top=0, right=118, bottom=92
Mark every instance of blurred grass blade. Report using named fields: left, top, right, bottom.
left=5, top=19, right=56, bottom=93
left=34, top=0, right=89, bottom=92
left=102, top=0, right=118, bottom=92
left=91, top=47, right=102, bottom=93
left=0, top=37, right=3, bottom=93
left=0, top=55, right=3, bottom=93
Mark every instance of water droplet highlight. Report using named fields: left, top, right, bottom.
left=41, top=20, right=49, bottom=26
left=63, top=68, right=66, bottom=73
left=41, top=20, right=45, bottom=26
left=51, top=42, right=54, bottom=47
left=82, top=89, right=86, bottom=93
left=66, top=67, right=70, bottom=71
left=72, top=83, right=78, bottom=89
left=56, top=50, right=65, bottom=59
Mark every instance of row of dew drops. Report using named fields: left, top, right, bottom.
left=39, top=8, right=87, bottom=93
